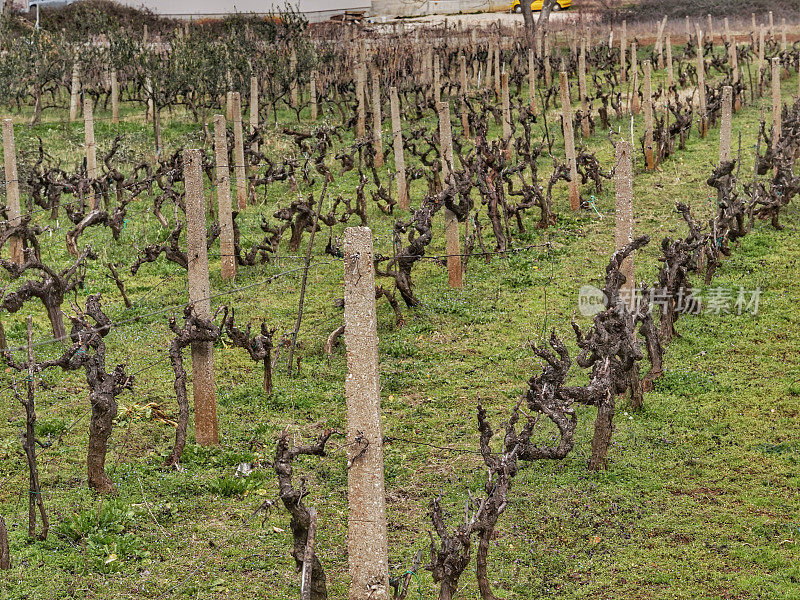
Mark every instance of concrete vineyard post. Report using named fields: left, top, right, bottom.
left=620, top=20, right=627, bottom=84
left=69, top=61, right=80, bottom=122
left=371, top=65, right=384, bottom=168
left=614, top=141, right=635, bottom=307
left=84, top=98, right=98, bottom=210
left=643, top=61, right=655, bottom=171
left=213, top=115, right=236, bottom=281
left=656, top=15, right=667, bottom=69
left=290, top=49, right=298, bottom=109
left=697, top=29, right=707, bottom=138
left=310, top=70, right=318, bottom=121
left=356, top=62, right=367, bottom=138
left=249, top=76, right=259, bottom=154
left=232, top=92, right=248, bottom=210
left=2, top=119, right=23, bottom=264
left=389, top=87, right=408, bottom=211
left=578, top=36, right=589, bottom=137
left=772, top=57, right=782, bottom=147
left=666, top=35, right=674, bottom=92
left=544, top=33, right=552, bottom=87
left=437, top=100, right=462, bottom=288
left=630, top=42, right=640, bottom=115
left=501, top=71, right=511, bottom=161
left=183, top=149, right=218, bottom=447
left=459, top=54, right=470, bottom=137
left=528, top=48, right=538, bottom=115
left=433, top=54, right=441, bottom=105
left=110, top=69, right=119, bottom=124
left=719, top=86, right=733, bottom=164
left=560, top=72, right=580, bottom=211
left=757, top=27, right=765, bottom=96
left=342, top=227, right=390, bottom=600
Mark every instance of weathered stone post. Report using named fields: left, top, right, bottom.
left=183, top=149, right=218, bottom=446
left=2, top=119, right=23, bottom=264
left=389, top=87, right=408, bottom=211
left=437, top=100, right=462, bottom=288
left=231, top=92, right=248, bottom=210
left=214, top=115, right=236, bottom=281
left=719, top=86, right=733, bottom=164
left=343, top=226, right=389, bottom=600
left=560, top=72, right=580, bottom=211
left=614, top=141, right=635, bottom=306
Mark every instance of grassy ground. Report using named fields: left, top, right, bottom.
left=0, top=46, right=799, bottom=600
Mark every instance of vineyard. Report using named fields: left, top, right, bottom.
left=0, top=5, right=799, bottom=599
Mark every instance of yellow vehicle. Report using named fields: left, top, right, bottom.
left=511, top=0, right=571, bottom=12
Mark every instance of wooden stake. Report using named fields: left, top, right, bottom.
left=560, top=72, right=580, bottom=211
left=213, top=115, right=236, bottom=281
left=2, top=119, right=23, bottom=264
left=389, top=87, right=408, bottom=211
left=342, top=226, right=389, bottom=600
left=183, top=149, right=218, bottom=447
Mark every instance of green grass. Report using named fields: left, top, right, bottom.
left=0, top=47, right=799, bottom=600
